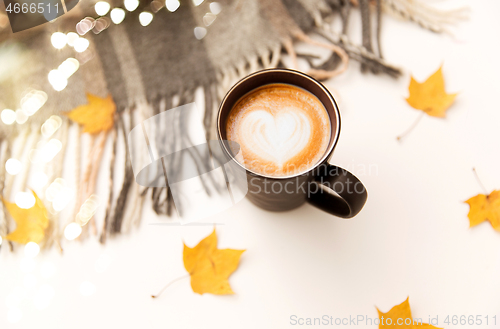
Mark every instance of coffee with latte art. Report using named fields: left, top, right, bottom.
left=226, top=84, right=331, bottom=177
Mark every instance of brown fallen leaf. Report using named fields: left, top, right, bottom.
left=2, top=191, right=49, bottom=244
left=183, top=229, right=245, bottom=295
left=465, top=190, right=500, bottom=231
left=65, top=93, right=116, bottom=134
left=406, top=66, right=457, bottom=118
left=377, top=297, right=441, bottom=328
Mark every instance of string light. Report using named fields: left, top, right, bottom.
left=74, top=37, right=90, bottom=53
left=124, top=0, right=140, bottom=12
left=24, top=242, right=40, bottom=258
left=64, top=223, right=82, bottom=240
left=193, top=0, right=204, bottom=6
left=110, top=8, right=126, bottom=24
left=51, top=32, right=67, bottom=49
left=165, top=0, right=180, bottom=12
left=139, top=12, right=153, bottom=26
left=94, top=1, right=111, bottom=16
left=5, top=158, right=22, bottom=175
left=210, top=2, right=222, bottom=15
left=194, top=27, right=207, bottom=40
left=1, top=109, right=16, bottom=125
left=15, top=191, right=36, bottom=209
left=0, top=236, right=2, bottom=246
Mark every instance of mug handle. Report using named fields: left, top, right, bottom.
left=307, top=164, right=367, bottom=218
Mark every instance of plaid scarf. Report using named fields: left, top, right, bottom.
left=0, top=0, right=466, bottom=243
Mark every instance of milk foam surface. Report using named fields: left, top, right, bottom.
left=226, top=84, right=331, bottom=177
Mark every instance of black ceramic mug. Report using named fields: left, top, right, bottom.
left=217, top=69, right=367, bottom=218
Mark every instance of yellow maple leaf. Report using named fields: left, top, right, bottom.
left=377, top=297, right=441, bottom=328
left=183, top=229, right=245, bottom=295
left=2, top=191, right=49, bottom=245
left=65, top=93, right=116, bottom=134
left=464, top=190, right=500, bottom=231
left=406, top=66, right=457, bottom=118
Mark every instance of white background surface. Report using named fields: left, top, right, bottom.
left=1, top=1, right=500, bottom=328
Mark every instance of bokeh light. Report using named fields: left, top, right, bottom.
left=95, top=1, right=111, bottom=16
left=48, top=69, right=68, bottom=91
left=74, top=38, right=90, bottom=53
left=24, top=242, right=40, bottom=258
left=67, top=32, right=79, bottom=46
left=41, top=115, right=63, bottom=138
left=194, top=27, right=207, bottom=40
left=64, top=223, right=82, bottom=240
left=20, top=90, right=48, bottom=116
left=124, top=0, right=140, bottom=12
left=76, top=17, right=96, bottom=35
left=51, top=32, right=67, bottom=49
left=15, top=109, right=29, bottom=124
left=203, top=13, right=216, bottom=26
left=210, top=2, right=222, bottom=15
left=139, top=12, right=153, bottom=26
left=165, top=0, right=180, bottom=12
left=5, top=158, right=22, bottom=175
left=1, top=109, right=16, bottom=125
left=110, top=8, right=126, bottom=24
left=58, top=58, right=80, bottom=78
left=15, top=191, right=36, bottom=209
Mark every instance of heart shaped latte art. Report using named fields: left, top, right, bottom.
left=238, top=109, right=311, bottom=166
left=226, top=84, right=331, bottom=176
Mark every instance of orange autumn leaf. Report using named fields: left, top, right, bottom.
left=377, top=297, right=441, bottom=328
left=2, top=191, right=49, bottom=245
left=65, top=93, right=116, bottom=134
left=406, top=66, right=457, bottom=118
left=464, top=190, right=500, bottom=231
left=183, top=229, right=245, bottom=295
